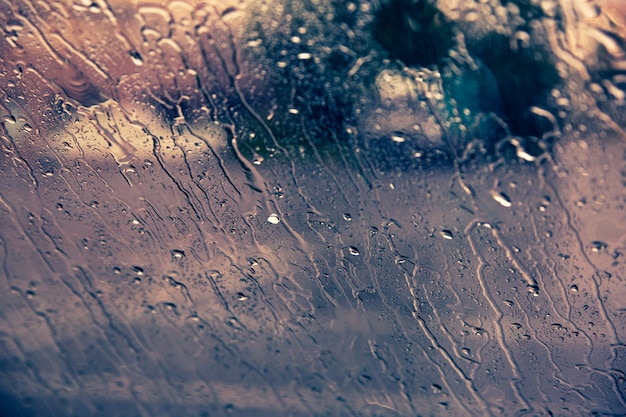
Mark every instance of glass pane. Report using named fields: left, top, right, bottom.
left=1, top=1, right=625, bottom=415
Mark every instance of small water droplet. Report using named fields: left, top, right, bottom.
left=348, top=246, right=360, bottom=256
left=516, top=147, right=536, bottom=162
left=391, top=134, right=405, bottom=143
left=491, top=191, right=512, bottom=207
left=172, top=249, right=185, bottom=260
left=590, top=241, right=608, bottom=252
left=440, top=230, right=453, bottom=240
left=129, top=50, right=143, bottom=66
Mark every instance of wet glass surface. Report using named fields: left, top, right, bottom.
left=1, top=0, right=626, bottom=416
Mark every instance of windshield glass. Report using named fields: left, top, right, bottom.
left=1, top=1, right=625, bottom=416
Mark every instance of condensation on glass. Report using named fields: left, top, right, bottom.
left=0, top=0, right=625, bottom=416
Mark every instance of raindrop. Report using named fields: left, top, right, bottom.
left=590, top=241, right=608, bottom=252
left=267, top=214, right=280, bottom=224
left=171, top=250, right=185, bottom=260
left=129, top=51, right=143, bottom=66
left=391, top=134, right=405, bottom=143
left=440, top=230, right=453, bottom=240
left=491, top=191, right=512, bottom=208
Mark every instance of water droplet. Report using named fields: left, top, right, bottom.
left=171, top=249, right=185, bottom=260
left=491, top=191, right=512, bottom=207
left=267, top=214, right=280, bottom=224
left=590, top=241, right=608, bottom=252
left=3, top=115, right=16, bottom=124
left=440, top=230, right=453, bottom=240
left=391, top=134, right=405, bottom=143
left=527, top=284, right=540, bottom=296
left=348, top=246, right=360, bottom=256
left=129, top=50, right=143, bottom=66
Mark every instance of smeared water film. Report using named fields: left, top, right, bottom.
left=1, top=0, right=626, bottom=416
